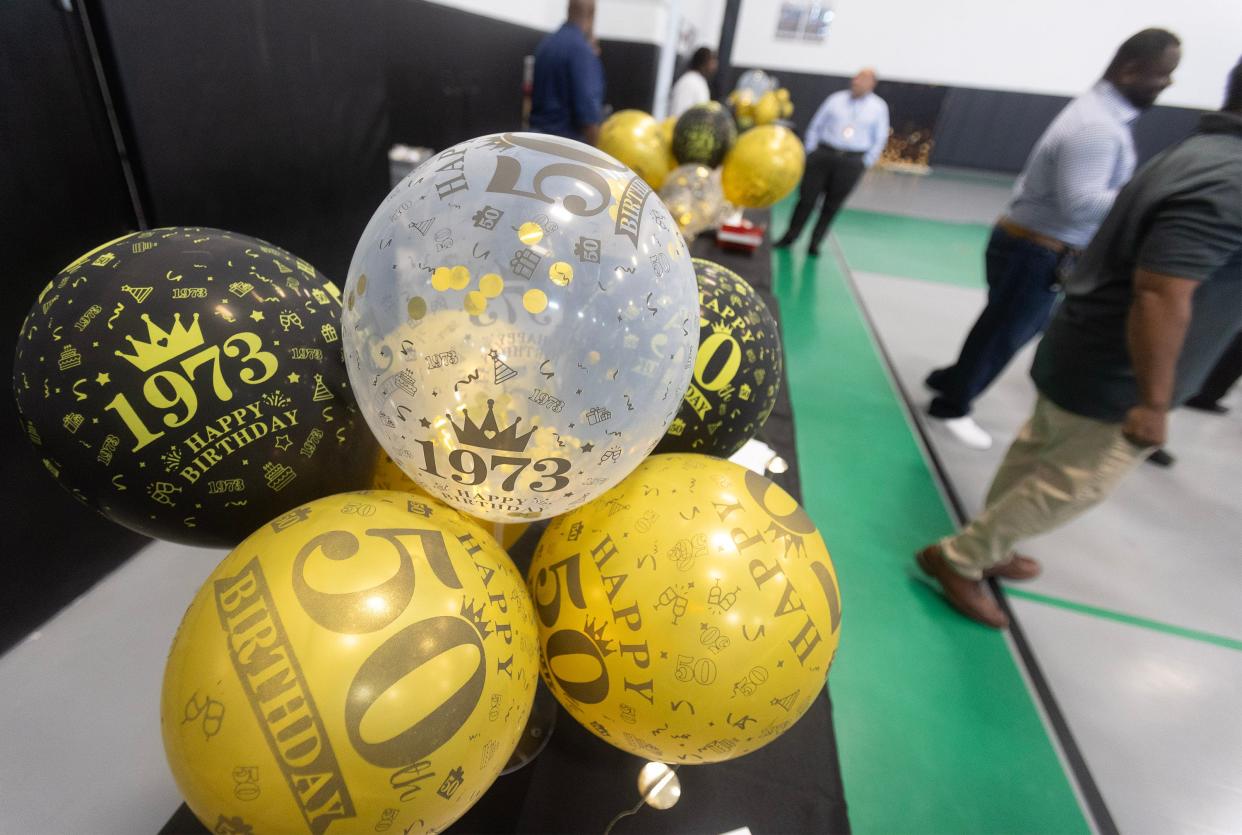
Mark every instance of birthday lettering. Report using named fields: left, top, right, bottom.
left=179, top=401, right=299, bottom=484
left=214, top=560, right=356, bottom=835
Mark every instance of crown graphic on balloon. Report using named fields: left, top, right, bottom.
left=459, top=596, right=493, bottom=640
left=583, top=616, right=616, bottom=657
left=115, top=312, right=204, bottom=371
left=446, top=399, right=536, bottom=452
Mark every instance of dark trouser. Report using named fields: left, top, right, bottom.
left=779, top=146, right=865, bottom=248
left=927, top=226, right=1062, bottom=418
left=1191, top=330, right=1242, bottom=404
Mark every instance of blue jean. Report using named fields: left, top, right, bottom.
left=928, top=227, right=1061, bottom=418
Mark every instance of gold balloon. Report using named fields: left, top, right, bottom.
left=658, top=164, right=725, bottom=241
left=162, top=491, right=539, bottom=835
left=529, top=453, right=841, bottom=763
left=753, top=91, right=781, bottom=126
left=722, top=125, right=806, bottom=209
left=731, top=90, right=756, bottom=130
left=598, top=110, right=676, bottom=190
left=659, top=115, right=677, bottom=148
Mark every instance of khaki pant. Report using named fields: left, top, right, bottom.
left=941, top=395, right=1154, bottom=578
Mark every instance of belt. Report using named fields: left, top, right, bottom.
left=997, top=217, right=1074, bottom=255
left=817, top=145, right=865, bottom=158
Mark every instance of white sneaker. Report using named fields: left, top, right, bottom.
left=936, top=416, right=993, bottom=450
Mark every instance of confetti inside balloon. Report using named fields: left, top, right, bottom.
left=657, top=259, right=782, bottom=456
left=342, top=133, right=699, bottom=523
left=658, top=165, right=725, bottom=241
left=162, top=491, right=539, bottom=835
left=598, top=110, right=676, bottom=191
left=529, top=454, right=841, bottom=763
left=721, top=126, right=806, bottom=209
left=11, top=228, right=375, bottom=546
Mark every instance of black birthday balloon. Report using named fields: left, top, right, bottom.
left=672, top=102, right=738, bottom=168
left=655, top=258, right=783, bottom=457
left=12, top=228, right=376, bottom=547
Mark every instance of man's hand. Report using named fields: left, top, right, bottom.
left=1122, top=404, right=1167, bottom=448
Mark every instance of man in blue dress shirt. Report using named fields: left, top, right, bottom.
left=530, top=0, right=606, bottom=146
left=926, top=30, right=1181, bottom=450
left=774, top=68, right=890, bottom=257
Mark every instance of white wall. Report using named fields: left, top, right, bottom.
left=420, top=0, right=724, bottom=48
left=731, top=0, right=1240, bottom=110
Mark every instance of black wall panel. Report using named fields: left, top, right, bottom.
left=727, top=66, right=1207, bottom=175
left=0, top=0, right=148, bottom=653
left=598, top=40, right=660, bottom=114
left=1132, top=105, right=1202, bottom=163
left=930, top=87, right=1071, bottom=172
left=385, top=0, right=659, bottom=151
left=93, top=0, right=392, bottom=280
left=385, top=0, right=542, bottom=150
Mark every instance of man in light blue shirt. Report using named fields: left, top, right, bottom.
left=926, top=29, right=1181, bottom=451
left=774, top=68, right=889, bottom=256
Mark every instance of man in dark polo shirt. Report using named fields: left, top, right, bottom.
left=915, top=59, right=1242, bottom=628
left=530, top=0, right=605, bottom=145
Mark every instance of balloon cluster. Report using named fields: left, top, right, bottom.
left=12, top=128, right=836, bottom=833
left=600, top=94, right=803, bottom=242
left=727, top=70, right=794, bottom=129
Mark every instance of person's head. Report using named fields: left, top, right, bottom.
left=1225, top=56, right=1242, bottom=113
left=1104, top=28, right=1181, bottom=110
left=567, top=0, right=595, bottom=35
left=690, top=47, right=718, bottom=79
left=850, top=68, right=877, bottom=98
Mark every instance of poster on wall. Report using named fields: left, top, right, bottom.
left=776, top=2, right=834, bottom=42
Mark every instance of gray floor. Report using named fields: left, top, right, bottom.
left=0, top=541, right=226, bottom=834
left=841, top=168, right=1242, bottom=835
left=851, top=165, right=1013, bottom=224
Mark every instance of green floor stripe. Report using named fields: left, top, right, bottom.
left=831, top=208, right=989, bottom=289
left=770, top=198, right=1088, bottom=834
left=1007, top=588, right=1242, bottom=652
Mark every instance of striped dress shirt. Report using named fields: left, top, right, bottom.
left=1006, top=81, right=1140, bottom=247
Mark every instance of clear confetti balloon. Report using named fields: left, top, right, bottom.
left=658, top=164, right=725, bottom=241
left=342, top=133, right=699, bottom=523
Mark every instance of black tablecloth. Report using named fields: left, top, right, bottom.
left=162, top=212, right=850, bottom=835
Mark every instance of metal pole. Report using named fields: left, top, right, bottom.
left=651, top=0, right=682, bottom=120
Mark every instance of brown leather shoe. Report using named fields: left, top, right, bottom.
left=915, top=545, right=1009, bottom=628
left=983, top=553, right=1042, bottom=581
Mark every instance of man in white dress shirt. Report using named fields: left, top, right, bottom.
left=669, top=48, right=717, bottom=118
left=774, top=68, right=889, bottom=256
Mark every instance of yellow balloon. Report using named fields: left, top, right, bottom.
left=368, top=450, right=530, bottom=548
left=775, top=87, right=791, bottom=103
left=162, top=491, right=539, bottom=835
left=369, top=447, right=424, bottom=493
left=753, top=90, right=781, bottom=126
left=598, top=110, right=676, bottom=190
left=529, top=454, right=841, bottom=763
left=659, top=115, right=677, bottom=148
left=722, top=125, right=806, bottom=209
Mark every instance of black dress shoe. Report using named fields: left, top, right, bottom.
left=1184, top=395, right=1229, bottom=414
left=772, top=236, right=794, bottom=249
left=1145, top=448, right=1175, bottom=467
left=807, top=246, right=821, bottom=257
